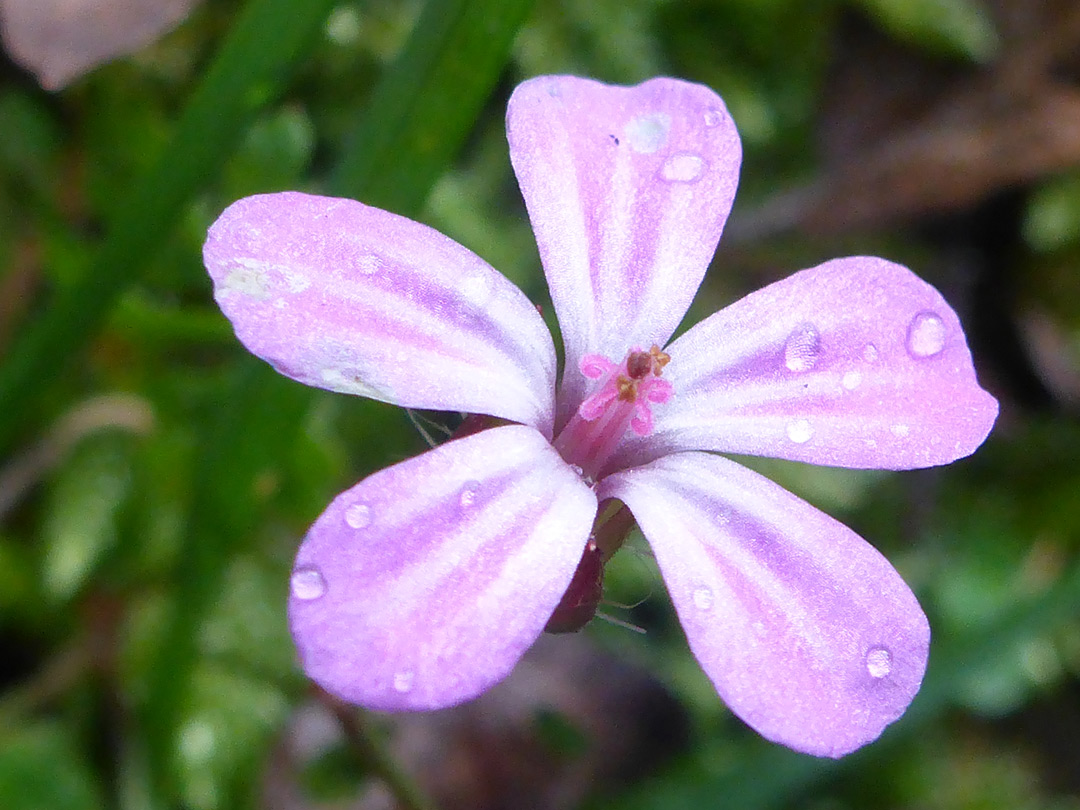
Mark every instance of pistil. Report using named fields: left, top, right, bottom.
left=555, top=345, right=672, bottom=477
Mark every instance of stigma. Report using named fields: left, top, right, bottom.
left=555, top=345, right=673, bottom=476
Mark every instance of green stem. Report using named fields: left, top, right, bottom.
left=0, top=0, right=339, bottom=454
left=319, top=691, right=439, bottom=810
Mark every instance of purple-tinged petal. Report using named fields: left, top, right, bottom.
left=507, top=75, right=741, bottom=421
left=617, top=257, right=998, bottom=470
left=289, top=425, right=596, bottom=710
left=598, top=451, right=929, bottom=758
left=204, top=192, right=557, bottom=434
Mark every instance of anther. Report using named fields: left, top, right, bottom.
left=554, top=344, right=675, bottom=476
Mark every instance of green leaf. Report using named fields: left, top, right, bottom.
left=176, top=664, right=289, bottom=810
left=222, top=105, right=317, bottom=198
left=40, top=432, right=135, bottom=601
left=0, top=535, right=36, bottom=620
left=141, top=0, right=536, bottom=803
left=198, top=554, right=297, bottom=681
left=330, top=0, right=536, bottom=214
left=854, top=0, right=1000, bottom=63
left=594, top=551, right=1080, bottom=810
left=0, top=0, right=339, bottom=453
left=1024, top=170, right=1080, bottom=252
left=142, top=359, right=311, bottom=803
left=0, top=724, right=105, bottom=810
left=0, top=90, right=61, bottom=198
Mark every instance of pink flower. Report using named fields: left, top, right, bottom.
left=202, top=76, right=997, bottom=757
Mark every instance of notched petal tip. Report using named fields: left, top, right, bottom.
left=288, top=425, right=597, bottom=710
left=599, top=451, right=930, bottom=757
left=507, top=75, right=742, bottom=421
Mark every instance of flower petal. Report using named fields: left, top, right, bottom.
left=289, top=425, right=597, bottom=710
left=622, top=257, right=997, bottom=470
left=598, top=451, right=929, bottom=758
left=204, top=192, right=557, bottom=433
left=507, top=75, right=741, bottom=420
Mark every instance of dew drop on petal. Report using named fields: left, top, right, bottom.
left=357, top=253, right=382, bottom=275
left=625, top=113, right=671, bottom=154
left=842, top=370, right=862, bottom=390
left=786, top=419, right=814, bottom=444
left=393, top=670, right=415, bottom=693
left=784, top=323, right=821, bottom=372
left=865, top=646, right=893, bottom=679
left=291, top=566, right=327, bottom=601
left=344, top=503, right=371, bottom=529
left=660, top=152, right=705, bottom=183
left=222, top=265, right=271, bottom=299
left=459, top=480, right=480, bottom=508
left=280, top=267, right=311, bottom=293
left=692, top=587, right=714, bottom=611
left=704, top=108, right=723, bottom=127
left=862, top=343, right=880, bottom=363
left=906, top=311, right=946, bottom=358
left=461, top=273, right=493, bottom=307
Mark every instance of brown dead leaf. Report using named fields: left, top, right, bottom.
left=0, top=0, right=200, bottom=90
left=730, top=0, right=1080, bottom=239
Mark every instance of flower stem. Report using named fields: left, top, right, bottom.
left=318, top=689, right=438, bottom=810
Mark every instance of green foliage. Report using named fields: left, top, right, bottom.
left=853, top=0, right=1000, bottom=62
left=0, top=725, right=105, bottom=810
left=40, top=432, right=136, bottom=601
left=2, top=0, right=1078, bottom=809
left=1024, top=171, right=1080, bottom=253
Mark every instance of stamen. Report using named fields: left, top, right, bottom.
left=555, top=344, right=674, bottom=476
left=626, top=351, right=652, bottom=379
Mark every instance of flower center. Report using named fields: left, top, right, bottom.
left=554, top=345, right=673, bottom=477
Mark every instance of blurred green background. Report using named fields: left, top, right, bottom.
left=3, top=0, right=1080, bottom=808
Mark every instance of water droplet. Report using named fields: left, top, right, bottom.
left=907, top=311, right=946, bottom=358
left=624, top=113, right=671, bottom=154
left=291, top=566, right=326, bottom=600
left=357, top=254, right=382, bottom=275
left=222, top=265, right=271, bottom=299
left=393, top=670, right=415, bottom=693
left=344, top=503, right=371, bottom=529
left=704, top=108, right=723, bottom=127
left=569, top=464, right=584, bottom=477
left=660, top=152, right=705, bottom=183
left=461, top=273, right=493, bottom=307
left=784, top=323, right=821, bottom=373
left=891, top=423, right=910, bottom=438
left=862, top=344, right=880, bottom=363
left=865, top=646, right=892, bottom=679
left=459, top=481, right=480, bottom=508
left=692, top=587, right=714, bottom=610
left=281, top=267, right=311, bottom=293
left=842, top=370, right=862, bottom=390
left=786, top=419, right=814, bottom=444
